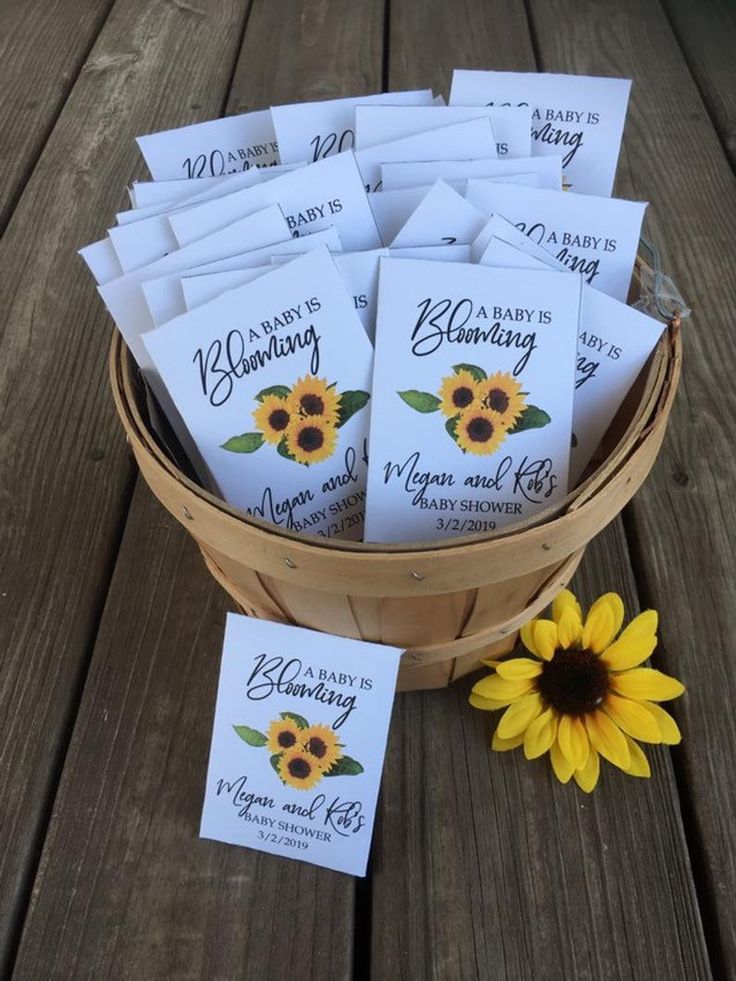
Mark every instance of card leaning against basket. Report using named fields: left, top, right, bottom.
left=82, top=69, right=689, bottom=871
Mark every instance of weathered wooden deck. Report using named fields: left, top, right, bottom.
left=1, top=0, right=735, bottom=977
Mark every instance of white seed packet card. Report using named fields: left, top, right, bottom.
left=368, top=186, right=432, bottom=245
left=450, top=70, right=631, bottom=196
left=137, top=108, right=279, bottom=180
left=117, top=169, right=265, bottom=227
left=144, top=247, right=374, bottom=538
left=476, top=235, right=663, bottom=485
left=354, top=104, right=531, bottom=158
left=200, top=613, right=402, bottom=877
left=78, top=237, right=123, bottom=285
left=390, top=180, right=487, bottom=247
left=272, top=249, right=388, bottom=344
left=355, top=118, right=497, bottom=192
left=465, top=181, right=646, bottom=301
left=473, top=211, right=569, bottom=265
left=389, top=244, right=472, bottom=262
left=272, top=89, right=434, bottom=164
left=380, top=155, right=562, bottom=191
left=178, top=227, right=344, bottom=313
left=169, top=151, right=381, bottom=251
left=364, top=258, right=581, bottom=543
left=130, top=163, right=304, bottom=209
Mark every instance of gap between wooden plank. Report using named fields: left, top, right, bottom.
left=0, top=0, right=255, bottom=972
left=0, top=0, right=117, bottom=236
left=523, top=0, right=736, bottom=973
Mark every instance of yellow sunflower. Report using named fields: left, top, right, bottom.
left=252, top=395, right=292, bottom=444
left=301, top=724, right=342, bottom=771
left=478, top=372, right=526, bottom=428
left=266, top=717, right=302, bottom=754
left=285, top=416, right=337, bottom=465
left=438, top=370, right=481, bottom=417
left=455, top=407, right=507, bottom=455
left=287, top=376, right=341, bottom=426
left=470, top=590, right=685, bottom=792
left=278, top=748, right=324, bottom=790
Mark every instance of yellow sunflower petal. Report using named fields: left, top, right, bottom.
left=557, top=714, right=589, bottom=771
left=552, top=588, right=582, bottom=624
left=550, top=737, right=574, bottom=783
left=496, top=692, right=543, bottom=740
left=581, top=602, right=616, bottom=654
left=533, top=619, right=559, bottom=661
left=468, top=692, right=508, bottom=711
left=491, top=728, right=526, bottom=752
left=471, top=674, right=534, bottom=703
left=573, top=747, right=600, bottom=793
left=600, top=633, right=657, bottom=671
left=584, top=710, right=631, bottom=770
left=523, top=708, right=558, bottom=760
left=496, top=658, right=543, bottom=680
left=519, top=620, right=540, bottom=657
left=621, top=735, right=651, bottom=778
left=619, top=609, right=658, bottom=642
left=609, top=668, right=685, bottom=702
left=586, top=593, right=625, bottom=640
left=603, top=693, right=662, bottom=743
left=557, top=604, right=583, bottom=650
left=640, top=701, right=682, bottom=745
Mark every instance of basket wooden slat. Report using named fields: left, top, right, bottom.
left=109, top=310, right=681, bottom=691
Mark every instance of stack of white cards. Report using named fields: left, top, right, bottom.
left=82, top=70, right=667, bottom=546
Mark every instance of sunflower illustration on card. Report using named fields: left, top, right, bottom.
left=144, top=246, right=374, bottom=539
left=365, top=258, right=581, bottom=543
left=200, top=614, right=402, bottom=877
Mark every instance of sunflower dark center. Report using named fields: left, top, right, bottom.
left=452, top=385, right=475, bottom=409
left=467, top=416, right=494, bottom=442
left=300, top=393, right=325, bottom=415
left=305, top=736, right=327, bottom=759
left=277, top=730, right=297, bottom=749
left=297, top=426, right=324, bottom=452
left=487, top=387, right=510, bottom=413
left=269, top=408, right=290, bottom=432
left=288, top=757, right=311, bottom=779
left=537, top=648, right=609, bottom=715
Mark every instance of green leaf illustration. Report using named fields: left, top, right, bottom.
left=445, top=416, right=459, bottom=443
left=280, top=711, right=309, bottom=729
left=270, top=753, right=285, bottom=781
left=337, top=390, right=371, bottom=427
left=324, top=755, right=364, bottom=777
left=233, top=725, right=268, bottom=747
left=398, top=390, right=441, bottom=413
left=277, top=437, right=296, bottom=461
left=255, top=384, right=291, bottom=402
left=221, top=432, right=265, bottom=453
left=508, top=405, right=552, bottom=434
left=453, top=363, right=487, bottom=382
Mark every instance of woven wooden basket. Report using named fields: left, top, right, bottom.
left=109, top=287, right=681, bottom=691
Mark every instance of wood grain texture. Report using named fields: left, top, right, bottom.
left=0, top=0, right=251, bottom=969
left=11, top=1, right=385, bottom=977
left=12, top=487, right=355, bottom=981
left=524, top=0, right=736, bottom=971
left=0, top=0, right=115, bottom=233
left=372, top=523, right=710, bottom=980
left=661, top=0, right=736, bottom=167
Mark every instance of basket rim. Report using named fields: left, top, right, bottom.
left=109, top=318, right=681, bottom=561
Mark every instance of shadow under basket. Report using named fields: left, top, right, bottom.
left=109, top=309, right=681, bottom=692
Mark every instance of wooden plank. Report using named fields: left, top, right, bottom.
left=0, top=0, right=114, bottom=233
left=522, top=0, right=736, bottom=971
left=11, top=488, right=355, bottom=981
left=12, top=0, right=385, bottom=976
left=660, top=0, right=736, bottom=169
left=372, top=523, right=710, bottom=979
left=0, top=0, right=252, bottom=969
